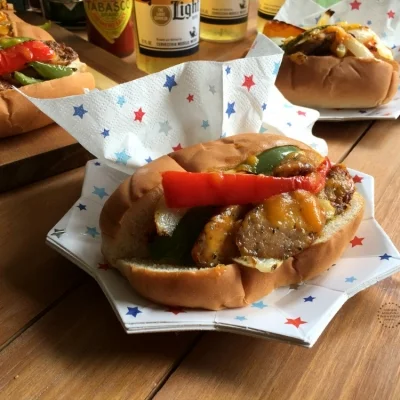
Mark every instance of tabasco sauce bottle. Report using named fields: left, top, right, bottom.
left=84, top=0, right=134, bottom=57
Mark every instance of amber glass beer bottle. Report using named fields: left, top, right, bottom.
left=132, top=0, right=201, bottom=74
left=84, top=0, right=134, bottom=57
left=200, top=0, right=250, bottom=43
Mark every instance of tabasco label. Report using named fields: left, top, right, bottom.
left=84, top=0, right=133, bottom=44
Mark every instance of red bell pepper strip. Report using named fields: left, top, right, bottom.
left=0, top=40, right=55, bottom=75
left=162, top=158, right=332, bottom=209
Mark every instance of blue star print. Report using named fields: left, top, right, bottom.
left=159, top=120, right=172, bottom=135
left=287, top=122, right=292, bottom=127
left=164, top=74, right=177, bottom=92
left=259, top=126, right=268, bottom=133
left=73, top=104, right=87, bottom=119
left=220, top=132, right=227, bottom=138
left=86, top=226, right=99, bottom=238
left=209, top=85, right=216, bottom=95
left=126, top=306, right=142, bottom=317
left=380, top=253, right=392, bottom=261
left=252, top=301, right=267, bottom=309
left=201, top=120, right=210, bottom=129
left=262, top=103, right=267, bottom=111
left=225, top=102, right=235, bottom=118
left=101, top=129, right=110, bottom=138
left=345, top=276, right=357, bottom=283
left=92, top=186, right=109, bottom=199
left=77, top=203, right=86, bottom=211
left=272, top=62, right=280, bottom=76
left=367, top=20, right=372, bottom=25
left=145, top=156, right=153, bottom=163
left=115, top=149, right=131, bottom=165
left=304, top=296, right=315, bottom=302
left=235, top=316, right=247, bottom=321
left=94, top=162, right=101, bottom=166
left=117, top=96, right=126, bottom=107
left=225, top=66, right=231, bottom=75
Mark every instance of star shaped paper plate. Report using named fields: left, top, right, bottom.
left=46, top=160, right=400, bottom=347
left=19, top=24, right=399, bottom=346
left=275, top=0, right=400, bottom=121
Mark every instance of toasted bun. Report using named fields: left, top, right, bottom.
left=276, top=54, right=399, bottom=109
left=100, top=133, right=364, bottom=310
left=6, top=10, right=54, bottom=41
left=0, top=72, right=95, bottom=138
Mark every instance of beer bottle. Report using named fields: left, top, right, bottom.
left=84, top=0, right=134, bottom=58
left=200, top=0, right=250, bottom=43
left=257, top=0, right=285, bottom=32
left=132, top=0, right=201, bottom=74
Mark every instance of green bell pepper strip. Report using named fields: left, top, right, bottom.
left=281, top=26, right=330, bottom=54
left=149, top=206, right=217, bottom=265
left=238, top=145, right=299, bottom=175
left=255, top=145, right=299, bottom=175
left=14, top=71, right=43, bottom=86
left=0, top=37, right=32, bottom=49
left=29, top=61, right=76, bottom=79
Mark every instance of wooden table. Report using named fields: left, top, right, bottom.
left=0, top=4, right=399, bottom=400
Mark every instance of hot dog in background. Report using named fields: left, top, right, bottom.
left=0, top=10, right=95, bottom=137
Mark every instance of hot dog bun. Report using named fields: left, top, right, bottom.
left=276, top=54, right=399, bottom=109
left=100, top=134, right=365, bottom=310
left=0, top=71, right=95, bottom=138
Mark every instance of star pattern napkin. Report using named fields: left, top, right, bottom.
left=46, top=160, right=400, bottom=348
left=19, top=34, right=326, bottom=174
left=276, top=0, right=400, bottom=121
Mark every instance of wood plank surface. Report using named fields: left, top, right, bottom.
left=0, top=125, right=93, bottom=194
left=152, top=120, right=400, bottom=400
left=0, top=167, right=86, bottom=348
left=0, top=124, right=369, bottom=396
left=0, top=282, right=199, bottom=400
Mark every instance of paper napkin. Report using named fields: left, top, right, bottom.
left=19, top=33, right=326, bottom=173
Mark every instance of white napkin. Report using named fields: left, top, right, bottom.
left=19, top=34, right=326, bottom=174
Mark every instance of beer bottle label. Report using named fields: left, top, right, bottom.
left=84, top=0, right=133, bottom=44
left=257, top=0, right=285, bottom=19
left=200, top=0, right=249, bottom=25
left=134, top=0, right=200, bottom=58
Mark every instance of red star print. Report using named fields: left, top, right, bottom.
left=242, top=75, right=256, bottom=91
left=350, top=0, right=361, bottom=10
left=134, top=107, right=145, bottom=122
left=172, top=143, right=183, bottom=151
left=297, top=110, right=307, bottom=116
left=166, top=306, right=185, bottom=315
left=352, top=175, right=363, bottom=184
left=285, top=317, right=307, bottom=328
left=388, top=10, right=395, bottom=19
left=187, top=94, right=194, bottom=103
left=350, top=236, right=364, bottom=247
left=98, top=262, right=111, bottom=271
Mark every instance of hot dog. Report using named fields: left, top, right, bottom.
left=263, top=11, right=399, bottom=109
left=99, top=134, right=364, bottom=310
left=0, top=10, right=95, bottom=137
